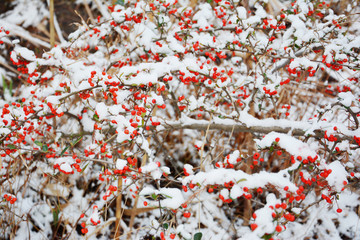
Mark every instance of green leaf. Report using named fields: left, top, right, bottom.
left=52, top=207, right=60, bottom=227
left=194, top=232, right=202, bottom=240
left=161, top=194, right=172, bottom=199
left=71, top=136, right=83, bottom=147
left=262, top=233, right=274, bottom=240
left=81, top=162, right=90, bottom=173
left=60, top=146, right=69, bottom=156
left=2, top=75, right=13, bottom=97
left=151, top=193, right=158, bottom=200
left=93, top=113, right=99, bottom=122
left=42, top=145, right=48, bottom=152
left=236, top=178, right=247, bottom=184
left=116, top=0, right=125, bottom=6
left=269, top=145, right=274, bottom=152
left=163, top=223, right=169, bottom=229
left=207, top=0, right=212, bottom=3
left=2, top=76, right=7, bottom=94
left=7, top=144, right=16, bottom=149
left=34, top=141, right=43, bottom=147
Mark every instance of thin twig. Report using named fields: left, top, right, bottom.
left=200, top=113, right=213, bottom=171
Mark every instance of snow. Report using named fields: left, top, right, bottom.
left=289, top=56, right=318, bottom=70
left=139, top=162, right=163, bottom=180
left=256, top=132, right=317, bottom=159
left=116, top=159, right=127, bottom=170
left=327, top=161, right=348, bottom=192
left=236, top=7, right=247, bottom=20
left=95, top=102, right=108, bottom=120
left=13, top=46, right=37, bottom=61
left=338, top=92, right=354, bottom=107
left=140, top=187, right=185, bottom=209
left=2, top=0, right=48, bottom=28
left=193, top=4, right=214, bottom=28
left=183, top=167, right=297, bottom=194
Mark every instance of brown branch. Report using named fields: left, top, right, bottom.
left=162, top=118, right=355, bottom=142
left=58, top=85, right=101, bottom=101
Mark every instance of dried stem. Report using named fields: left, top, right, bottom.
left=49, top=0, right=55, bottom=48
left=114, top=178, right=123, bottom=239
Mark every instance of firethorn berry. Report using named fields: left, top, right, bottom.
left=275, top=225, right=282, bottom=232
left=250, top=223, right=258, bottom=231
left=183, top=212, right=191, bottom=218
left=337, top=208, right=342, bottom=213
left=245, top=194, right=252, bottom=199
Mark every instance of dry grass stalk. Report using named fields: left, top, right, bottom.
left=82, top=0, right=95, bottom=24
left=49, top=0, right=55, bottom=47
left=126, top=182, right=143, bottom=240
left=114, top=177, right=123, bottom=239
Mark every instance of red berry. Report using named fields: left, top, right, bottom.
left=250, top=223, right=258, bottom=231
left=183, top=212, right=191, bottom=218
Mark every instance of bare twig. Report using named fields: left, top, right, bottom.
left=163, top=118, right=354, bottom=142
left=200, top=113, right=213, bottom=171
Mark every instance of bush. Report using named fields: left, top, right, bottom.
left=0, top=0, right=360, bottom=239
